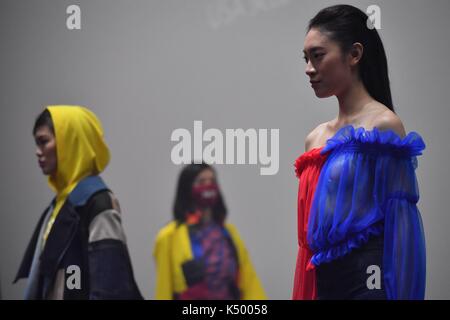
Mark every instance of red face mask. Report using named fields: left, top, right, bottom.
left=191, top=184, right=219, bottom=208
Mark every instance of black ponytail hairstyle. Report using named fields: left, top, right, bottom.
left=308, top=4, right=394, bottom=112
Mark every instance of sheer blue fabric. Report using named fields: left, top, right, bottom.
left=307, top=125, right=426, bottom=299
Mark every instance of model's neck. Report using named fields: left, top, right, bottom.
left=336, top=80, right=374, bottom=125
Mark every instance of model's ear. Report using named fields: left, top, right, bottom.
left=349, top=42, right=364, bottom=66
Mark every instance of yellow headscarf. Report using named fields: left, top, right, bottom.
left=42, top=105, right=110, bottom=241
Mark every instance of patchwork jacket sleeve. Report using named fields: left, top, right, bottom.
left=86, top=191, right=143, bottom=300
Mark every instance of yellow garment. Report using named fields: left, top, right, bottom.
left=42, top=105, right=110, bottom=241
left=153, top=221, right=267, bottom=300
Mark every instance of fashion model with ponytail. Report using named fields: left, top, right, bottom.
left=153, top=163, right=266, bottom=300
left=293, top=5, right=426, bottom=300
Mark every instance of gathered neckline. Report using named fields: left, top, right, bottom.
left=296, top=146, right=325, bottom=161
left=321, top=124, right=425, bottom=155
left=294, top=147, right=327, bottom=178
left=297, top=124, right=425, bottom=159
left=294, top=125, right=425, bottom=177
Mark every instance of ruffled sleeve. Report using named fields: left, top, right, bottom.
left=292, top=148, right=328, bottom=300
left=307, top=125, right=426, bottom=299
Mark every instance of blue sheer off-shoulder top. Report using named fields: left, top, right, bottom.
left=307, top=125, right=426, bottom=299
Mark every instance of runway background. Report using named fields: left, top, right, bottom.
left=1, top=0, right=449, bottom=299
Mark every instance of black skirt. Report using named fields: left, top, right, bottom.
left=315, top=234, right=387, bottom=300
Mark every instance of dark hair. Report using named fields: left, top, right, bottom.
left=33, top=109, right=54, bottom=135
left=173, top=163, right=227, bottom=223
left=308, top=4, right=394, bottom=112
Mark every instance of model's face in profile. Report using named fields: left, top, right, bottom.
left=303, top=28, right=354, bottom=98
left=34, top=126, right=57, bottom=176
left=193, top=169, right=217, bottom=188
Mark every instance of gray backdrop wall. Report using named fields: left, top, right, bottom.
left=1, top=0, right=449, bottom=299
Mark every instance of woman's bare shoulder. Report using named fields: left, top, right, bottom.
left=305, top=122, right=330, bottom=152
left=371, top=109, right=406, bottom=138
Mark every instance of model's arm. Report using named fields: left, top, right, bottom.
left=86, top=191, right=143, bottom=299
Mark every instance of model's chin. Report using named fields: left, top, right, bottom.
left=313, top=88, right=332, bottom=98
left=40, top=167, right=53, bottom=176
left=314, top=91, right=328, bottom=98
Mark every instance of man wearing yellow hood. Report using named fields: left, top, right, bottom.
left=15, top=106, right=142, bottom=299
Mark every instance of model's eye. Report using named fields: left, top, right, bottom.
left=303, top=56, right=308, bottom=63
left=314, top=53, right=324, bottom=59
left=36, top=138, right=48, bottom=146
